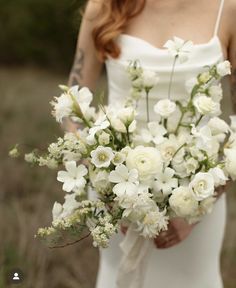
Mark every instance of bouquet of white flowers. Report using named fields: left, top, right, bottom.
left=10, top=38, right=235, bottom=252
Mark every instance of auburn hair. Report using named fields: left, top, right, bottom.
left=90, top=0, right=146, bottom=61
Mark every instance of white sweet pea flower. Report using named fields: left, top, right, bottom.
left=208, top=84, right=223, bottom=102
left=163, top=37, right=193, bottom=63
left=216, top=61, right=231, bottom=77
left=208, top=167, right=228, bottom=187
left=169, top=186, right=199, bottom=218
left=52, top=193, right=80, bottom=222
left=153, top=167, right=178, bottom=196
left=191, top=125, right=216, bottom=154
left=224, top=148, right=236, bottom=180
left=142, top=70, right=159, bottom=90
left=193, top=95, right=221, bottom=116
left=189, top=172, right=215, bottom=201
left=207, top=117, right=229, bottom=142
left=230, top=115, right=236, bottom=132
left=51, top=93, right=73, bottom=122
left=136, top=122, right=167, bottom=145
left=154, top=99, right=176, bottom=118
left=86, top=115, right=110, bottom=145
left=57, top=161, right=87, bottom=192
left=91, top=146, right=114, bottom=168
left=109, top=164, right=139, bottom=197
left=126, top=146, right=163, bottom=181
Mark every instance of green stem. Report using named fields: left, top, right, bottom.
left=145, top=89, right=150, bottom=123
left=175, top=111, right=185, bottom=134
left=195, top=115, right=203, bottom=126
left=168, top=56, right=178, bottom=99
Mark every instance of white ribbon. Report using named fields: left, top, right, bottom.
left=116, top=226, right=153, bottom=288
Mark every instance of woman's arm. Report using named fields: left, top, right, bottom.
left=64, top=0, right=104, bottom=132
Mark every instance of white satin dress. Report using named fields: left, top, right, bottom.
left=95, top=1, right=227, bottom=287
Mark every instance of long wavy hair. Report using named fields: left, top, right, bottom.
left=90, top=0, right=146, bottom=61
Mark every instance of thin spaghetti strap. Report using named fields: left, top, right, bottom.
left=214, top=0, right=225, bottom=36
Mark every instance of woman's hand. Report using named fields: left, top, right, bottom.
left=154, top=218, right=196, bottom=249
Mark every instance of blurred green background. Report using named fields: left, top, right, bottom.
left=0, top=1, right=235, bottom=288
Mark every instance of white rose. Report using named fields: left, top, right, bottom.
left=126, top=146, right=163, bottom=181
left=216, top=61, right=231, bottom=77
left=154, top=99, right=176, bottom=118
left=208, top=84, right=223, bottom=102
left=142, top=70, right=159, bottom=89
left=169, top=186, right=199, bottom=217
left=224, top=148, right=236, bottom=180
left=189, top=172, right=215, bottom=201
left=193, top=95, right=220, bottom=115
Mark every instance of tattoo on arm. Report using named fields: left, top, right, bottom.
left=230, top=69, right=236, bottom=114
left=68, top=48, right=85, bottom=86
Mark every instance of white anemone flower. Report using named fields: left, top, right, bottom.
left=57, top=161, right=88, bottom=192
left=91, top=146, right=114, bottom=168
left=109, top=164, right=139, bottom=197
left=163, top=37, right=193, bottom=63
left=153, top=167, right=178, bottom=196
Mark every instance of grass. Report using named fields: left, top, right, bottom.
left=0, top=66, right=235, bottom=288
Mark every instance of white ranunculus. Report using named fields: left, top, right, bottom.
left=154, top=99, right=176, bottom=118
left=142, top=70, right=159, bottom=90
left=224, top=148, right=236, bottom=180
left=193, top=95, right=221, bottom=115
left=126, top=146, right=162, bottom=181
left=163, top=37, right=193, bottom=63
left=208, top=84, right=223, bottom=102
left=91, top=146, right=114, bottom=168
left=189, top=172, right=215, bottom=201
left=216, top=61, right=231, bottom=77
left=109, top=164, right=139, bottom=197
left=208, top=167, right=228, bottom=187
left=169, top=186, right=199, bottom=217
left=159, top=138, right=178, bottom=163
left=230, top=115, right=236, bottom=132
left=57, top=161, right=88, bottom=192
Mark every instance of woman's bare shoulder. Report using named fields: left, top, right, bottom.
left=84, top=0, right=104, bottom=20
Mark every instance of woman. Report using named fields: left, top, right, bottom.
left=67, top=0, right=236, bottom=287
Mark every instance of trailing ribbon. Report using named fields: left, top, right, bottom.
left=116, top=226, right=152, bottom=288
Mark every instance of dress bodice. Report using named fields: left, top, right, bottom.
left=105, top=34, right=224, bottom=122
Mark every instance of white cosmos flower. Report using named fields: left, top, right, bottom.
left=109, top=164, right=139, bottom=197
left=169, top=186, right=199, bottom=218
left=193, top=95, right=221, bottom=116
left=137, top=209, right=169, bottom=238
left=189, top=172, right=215, bottom=201
left=163, top=37, right=193, bottom=63
left=153, top=167, right=178, bottom=196
left=126, top=146, right=163, bottom=181
left=57, top=161, right=87, bottom=192
left=136, top=122, right=167, bottom=145
left=216, top=61, right=231, bottom=77
left=91, top=146, right=114, bottom=168
left=224, top=148, right=236, bottom=180
left=208, top=167, right=228, bottom=187
left=154, top=99, right=176, bottom=118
